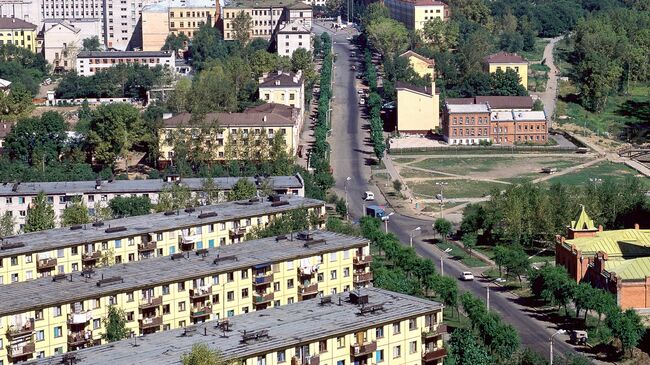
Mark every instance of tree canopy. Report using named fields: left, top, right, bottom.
left=24, top=192, right=55, bottom=233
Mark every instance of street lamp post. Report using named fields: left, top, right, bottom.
left=440, top=247, right=452, bottom=276
left=549, top=330, right=566, bottom=365
left=384, top=212, right=394, bottom=233
left=486, top=285, right=490, bottom=311
left=435, top=182, right=448, bottom=218
left=344, top=177, right=351, bottom=221
left=409, top=227, right=421, bottom=248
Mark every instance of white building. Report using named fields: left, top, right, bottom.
left=75, top=50, right=175, bottom=76
left=42, top=19, right=102, bottom=71
left=276, top=19, right=311, bottom=57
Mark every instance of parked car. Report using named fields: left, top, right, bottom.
left=359, top=98, right=365, bottom=106
left=459, top=272, right=474, bottom=281
left=363, top=191, right=375, bottom=201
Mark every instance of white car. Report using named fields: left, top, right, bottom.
left=359, top=98, right=365, bottom=106
left=459, top=272, right=474, bottom=281
left=363, top=191, right=375, bottom=201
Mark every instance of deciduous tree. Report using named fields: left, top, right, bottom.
left=366, top=18, right=409, bottom=56
left=433, top=218, right=452, bottom=241
left=61, top=198, right=91, bottom=226
left=228, top=178, right=257, bottom=201
left=0, top=211, right=15, bottom=236
left=181, top=343, right=237, bottom=365
left=102, top=305, right=129, bottom=342
left=109, top=196, right=152, bottom=218
left=24, top=192, right=55, bottom=232
left=232, top=11, right=252, bottom=44
left=82, top=36, right=101, bottom=51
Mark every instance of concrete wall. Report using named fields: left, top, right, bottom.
left=396, top=88, right=438, bottom=133
left=141, top=9, right=169, bottom=51
left=488, top=63, right=528, bottom=89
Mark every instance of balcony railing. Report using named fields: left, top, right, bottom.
left=6, top=319, right=34, bottom=339
left=298, top=283, right=318, bottom=299
left=139, top=296, right=162, bottom=310
left=67, top=311, right=93, bottom=325
left=353, top=255, right=373, bottom=266
left=139, top=316, right=162, bottom=329
left=350, top=341, right=377, bottom=357
left=82, top=251, right=101, bottom=262
left=298, top=267, right=316, bottom=278
left=67, top=330, right=92, bottom=346
left=422, top=348, right=448, bottom=362
left=254, top=292, right=274, bottom=304
left=252, top=273, right=274, bottom=286
left=36, top=257, right=57, bottom=271
left=138, top=241, right=157, bottom=252
left=229, top=227, right=246, bottom=238
left=190, top=306, right=212, bottom=318
left=6, top=341, right=35, bottom=358
left=291, top=355, right=320, bottom=365
left=353, top=271, right=373, bottom=283
left=423, top=324, right=447, bottom=340
left=190, top=287, right=212, bottom=299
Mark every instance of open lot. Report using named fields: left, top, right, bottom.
left=411, top=179, right=505, bottom=199
left=545, top=161, right=650, bottom=188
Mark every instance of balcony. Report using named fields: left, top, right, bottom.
left=229, top=227, right=246, bottom=238
left=353, top=255, right=373, bottom=266
left=422, top=348, right=448, bottom=363
left=82, top=251, right=101, bottom=263
left=190, top=306, right=212, bottom=319
left=423, top=324, right=447, bottom=340
left=254, top=292, right=274, bottom=305
left=353, top=271, right=373, bottom=284
left=178, top=235, right=195, bottom=251
left=350, top=341, right=377, bottom=357
left=252, top=273, right=274, bottom=286
left=6, top=341, right=35, bottom=359
left=6, top=319, right=34, bottom=339
left=298, top=267, right=316, bottom=278
left=138, top=241, right=157, bottom=252
left=298, top=283, right=318, bottom=300
left=291, top=355, right=320, bottom=365
left=36, top=257, right=57, bottom=271
left=139, top=296, right=162, bottom=310
left=67, top=311, right=92, bottom=325
left=139, top=316, right=162, bottom=330
left=316, top=214, right=327, bottom=224
left=190, top=287, right=212, bottom=299
left=67, top=330, right=92, bottom=346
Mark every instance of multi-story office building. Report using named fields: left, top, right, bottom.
left=0, top=231, right=373, bottom=363
left=0, top=175, right=305, bottom=232
left=141, top=0, right=218, bottom=52
left=0, top=17, right=37, bottom=51
left=26, top=288, right=446, bottom=365
left=220, top=0, right=311, bottom=42
left=75, top=50, right=175, bottom=76
left=383, top=0, right=449, bottom=32
left=0, top=195, right=325, bottom=284
left=275, top=19, right=311, bottom=57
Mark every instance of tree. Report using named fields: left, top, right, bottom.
left=335, top=197, right=347, bottom=217
left=572, top=283, right=596, bottom=320
left=24, top=192, right=55, bottom=233
left=87, top=103, right=147, bottom=166
left=0, top=85, right=34, bottom=123
left=181, top=343, right=237, bottom=365
left=82, top=36, right=101, bottom=51
left=448, top=328, right=492, bottom=365
left=518, top=347, right=548, bottom=365
left=232, top=10, right=252, bottom=44
left=503, top=246, right=529, bottom=282
left=532, top=99, right=544, bottom=111
left=392, top=179, right=402, bottom=192
left=99, top=247, right=115, bottom=267
left=421, top=18, right=459, bottom=51
left=102, top=305, right=130, bottom=342
left=4, top=111, right=68, bottom=166
left=606, top=308, right=645, bottom=357
left=291, top=48, right=315, bottom=81
left=556, top=353, right=591, bottom=365
left=490, top=68, right=528, bottom=96
left=93, top=201, right=113, bottom=222
left=0, top=211, right=15, bottom=236
left=361, top=3, right=389, bottom=28
left=434, top=275, right=458, bottom=316
left=433, top=218, right=452, bottom=241
left=109, top=196, right=152, bottom=218
left=190, top=23, right=228, bottom=69
left=228, top=178, right=257, bottom=201
left=462, top=233, right=477, bottom=255
left=155, top=183, right=195, bottom=212
left=61, top=198, right=91, bottom=226
left=366, top=18, right=409, bottom=56
left=493, top=246, right=508, bottom=276
left=162, top=33, right=189, bottom=55
left=592, top=289, right=616, bottom=327
left=528, top=265, right=575, bottom=313
left=200, top=178, right=222, bottom=205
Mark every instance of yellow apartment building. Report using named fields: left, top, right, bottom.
left=0, top=17, right=37, bottom=52
left=0, top=231, right=372, bottom=363
left=27, top=288, right=446, bottom=365
left=159, top=103, right=300, bottom=165
left=400, top=50, right=435, bottom=79
left=383, top=0, right=449, bottom=32
left=0, top=195, right=325, bottom=285
left=258, top=71, right=305, bottom=119
left=220, top=0, right=312, bottom=41
left=483, top=51, right=528, bottom=89
left=396, top=81, right=440, bottom=134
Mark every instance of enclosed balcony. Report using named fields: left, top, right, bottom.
left=254, top=292, right=274, bottom=305
left=139, top=316, right=162, bottom=330
left=6, top=319, right=34, bottom=340
left=422, top=348, right=448, bottom=363
left=298, top=283, right=318, bottom=300
left=190, top=306, right=212, bottom=319
left=67, top=330, right=93, bottom=347
left=229, top=227, right=246, bottom=238
left=353, top=271, right=373, bottom=284
left=190, top=287, right=212, bottom=300
left=178, top=235, right=195, bottom=251
left=67, top=311, right=93, bottom=325
left=252, top=273, right=274, bottom=287
left=7, top=341, right=35, bottom=359
left=36, top=257, right=57, bottom=271
left=350, top=341, right=377, bottom=357
left=353, top=255, right=373, bottom=266
left=423, top=324, right=447, bottom=340
left=291, top=355, right=320, bottom=365
left=82, top=251, right=101, bottom=263
left=138, top=241, right=157, bottom=252
left=139, top=296, right=162, bottom=310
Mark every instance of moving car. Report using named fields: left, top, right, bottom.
left=459, top=272, right=474, bottom=281
left=363, top=191, right=375, bottom=201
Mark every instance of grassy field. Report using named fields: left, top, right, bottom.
left=520, top=38, right=550, bottom=62
left=436, top=241, right=487, bottom=268
left=545, top=161, right=650, bottom=188
left=398, top=167, right=447, bottom=179
left=393, top=157, right=417, bottom=164
left=410, top=157, right=585, bottom=179
left=412, top=179, right=504, bottom=199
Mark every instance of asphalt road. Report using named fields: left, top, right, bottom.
left=313, top=21, right=582, bottom=362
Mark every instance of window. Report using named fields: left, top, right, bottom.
left=178, top=301, right=186, bottom=312
left=212, top=294, right=220, bottom=304
left=163, top=304, right=170, bottom=315
left=336, top=336, right=345, bottom=348
left=53, top=306, right=62, bottom=317
left=392, top=322, right=401, bottom=334
left=256, top=356, right=266, bottom=365
left=93, top=319, right=101, bottom=329
left=241, top=288, right=249, bottom=298
left=178, top=282, right=186, bottom=291
left=162, top=285, right=170, bottom=295
left=376, top=326, right=384, bottom=338
left=319, top=340, right=327, bottom=352
left=286, top=260, right=294, bottom=270
left=35, top=310, right=43, bottom=320
left=330, top=270, right=337, bottom=280
left=53, top=326, right=62, bottom=338
left=227, top=291, right=235, bottom=301
left=241, top=270, right=249, bottom=279
left=376, top=349, right=384, bottom=363
left=114, top=239, right=121, bottom=249
left=36, top=330, right=45, bottom=341
left=393, top=345, right=401, bottom=358
left=227, top=272, right=234, bottom=282
left=329, top=252, right=337, bottom=262
left=287, top=279, right=294, bottom=289
left=127, top=292, right=134, bottom=302
left=274, top=282, right=280, bottom=291
left=409, top=340, right=417, bottom=354
left=10, top=256, right=18, bottom=266
left=277, top=350, right=286, bottom=363
left=409, top=318, right=417, bottom=330
left=212, top=275, right=219, bottom=285
left=317, top=273, right=324, bottom=282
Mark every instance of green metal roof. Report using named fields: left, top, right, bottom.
left=570, top=205, right=596, bottom=231
left=605, top=256, right=650, bottom=280
left=567, top=229, right=650, bottom=258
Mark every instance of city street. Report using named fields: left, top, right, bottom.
left=313, top=21, right=594, bottom=363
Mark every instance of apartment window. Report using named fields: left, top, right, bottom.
left=319, top=340, right=328, bottom=352
left=114, top=240, right=121, bottom=249
left=329, top=252, right=337, bottom=262
left=343, top=267, right=350, bottom=277
left=126, top=311, right=134, bottom=322
left=179, top=320, right=186, bottom=327
left=53, top=326, right=62, bottom=338
left=5, top=197, right=11, bottom=204
left=287, top=297, right=294, bottom=304
left=10, top=256, right=18, bottom=266
left=277, top=350, right=286, bottom=363
left=392, top=322, right=401, bottom=334
left=227, top=291, right=235, bottom=301
left=127, top=292, right=134, bottom=302
left=317, top=273, right=324, bottom=282
left=35, top=309, right=43, bottom=321
left=212, top=275, right=219, bottom=285
left=409, top=340, right=417, bottom=354
left=287, top=279, right=294, bottom=289
left=11, top=273, right=18, bottom=282
left=409, top=318, right=417, bottom=330
left=162, top=285, right=170, bottom=295
left=241, top=270, right=248, bottom=279
left=36, top=330, right=45, bottom=341
left=286, top=260, right=294, bottom=270
left=178, top=282, right=186, bottom=291
left=227, top=272, right=234, bottom=282
left=128, top=253, right=134, bottom=262
left=274, top=282, right=280, bottom=292
left=93, top=319, right=101, bottom=329
left=393, top=345, right=401, bottom=358
left=115, top=255, right=122, bottom=264
left=330, top=270, right=337, bottom=280
left=156, top=233, right=163, bottom=241
left=163, top=304, right=170, bottom=315
left=102, top=242, right=108, bottom=250
left=212, top=294, right=220, bottom=304
left=53, top=306, right=62, bottom=317
left=108, top=295, right=117, bottom=305
left=178, top=301, right=186, bottom=311
left=128, top=238, right=134, bottom=246
left=241, top=288, right=249, bottom=298
left=376, top=326, right=384, bottom=338
left=336, top=336, right=345, bottom=348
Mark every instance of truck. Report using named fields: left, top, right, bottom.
left=366, top=205, right=388, bottom=220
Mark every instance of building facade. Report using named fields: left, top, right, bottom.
left=27, top=288, right=446, bottom=365
left=555, top=207, right=650, bottom=310
left=258, top=70, right=305, bottom=117
left=0, top=17, right=36, bottom=51
left=159, top=103, right=300, bottom=164
left=0, top=231, right=372, bottom=363
left=220, top=0, right=311, bottom=41
left=484, top=51, right=528, bottom=89
left=42, top=19, right=102, bottom=71
left=441, top=103, right=491, bottom=145
left=396, top=81, right=439, bottom=134
left=0, top=195, right=325, bottom=284
left=383, top=0, right=449, bottom=32
left=275, top=19, right=311, bottom=56
left=75, top=50, right=175, bottom=76
left=0, top=175, right=305, bottom=232
left=400, top=50, right=434, bottom=79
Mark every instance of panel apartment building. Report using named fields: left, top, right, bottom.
left=220, top=0, right=312, bottom=42
left=0, top=195, right=325, bottom=285
left=0, top=174, right=304, bottom=232
left=383, top=0, right=449, bottom=32
left=0, top=231, right=373, bottom=363
left=26, top=288, right=446, bottom=365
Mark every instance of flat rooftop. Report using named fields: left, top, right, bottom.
left=24, top=288, right=441, bottom=365
left=446, top=103, right=489, bottom=113
left=0, top=195, right=324, bottom=259
left=223, top=0, right=303, bottom=9
left=0, top=230, right=368, bottom=317
left=0, top=175, right=302, bottom=196
left=77, top=51, right=174, bottom=58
